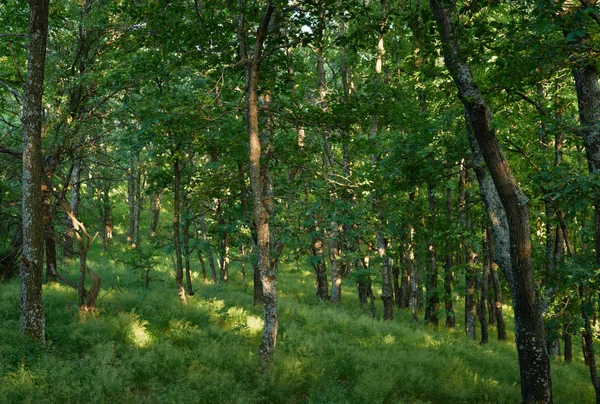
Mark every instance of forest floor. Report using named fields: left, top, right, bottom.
left=0, top=241, right=594, bottom=403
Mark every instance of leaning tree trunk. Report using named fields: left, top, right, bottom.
left=430, top=1, right=552, bottom=401
left=20, top=0, right=49, bottom=343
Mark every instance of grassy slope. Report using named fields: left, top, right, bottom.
left=0, top=194, right=594, bottom=403
left=0, top=246, right=594, bottom=404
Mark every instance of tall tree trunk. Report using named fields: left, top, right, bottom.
left=193, top=221, right=209, bottom=285
left=424, top=184, right=438, bottom=326
left=243, top=0, right=277, bottom=371
left=20, top=0, right=49, bottom=343
left=408, top=207, right=418, bottom=323
left=127, top=157, right=136, bottom=246
left=572, top=44, right=600, bottom=403
left=489, top=238, right=507, bottom=341
left=183, top=200, right=194, bottom=296
left=465, top=245, right=477, bottom=340
left=172, top=153, right=185, bottom=303
left=133, top=156, right=142, bottom=247
left=479, top=226, right=490, bottom=345
left=430, top=2, right=552, bottom=401
left=444, top=187, right=455, bottom=327
left=217, top=202, right=229, bottom=284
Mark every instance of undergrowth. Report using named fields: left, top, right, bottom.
left=0, top=243, right=594, bottom=403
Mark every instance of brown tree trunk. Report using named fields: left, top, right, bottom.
left=20, top=0, right=49, bottom=343
left=563, top=325, right=573, bottom=363
left=127, top=157, right=136, bottom=246
left=479, top=226, right=490, bottom=345
left=490, top=241, right=507, bottom=341
left=63, top=160, right=81, bottom=259
left=242, top=0, right=277, bottom=371
left=430, top=1, right=552, bottom=400
left=465, top=245, right=477, bottom=341
left=172, top=153, right=185, bottom=303
left=149, top=193, right=161, bottom=237
left=444, top=187, right=455, bottom=327
left=183, top=200, right=194, bottom=296
left=311, top=235, right=329, bottom=301
left=424, top=184, right=438, bottom=326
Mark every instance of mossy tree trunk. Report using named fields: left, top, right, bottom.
left=430, top=1, right=552, bottom=401
left=20, top=0, right=50, bottom=344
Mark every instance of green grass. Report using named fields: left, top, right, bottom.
left=0, top=239, right=594, bottom=403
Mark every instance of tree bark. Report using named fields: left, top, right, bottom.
left=430, top=1, right=552, bottom=401
left=243, top=0, right=277, bottom=371
left=311, top=234, right=329, bottom=301
left=172, top=153, right=186, bottom=303
left=63, top=160, right=81, bottom=259
left=479, top=226, right=490, bottom=345
left=20, top=0, right=49, bottom=343
left=444, top=187, right=455, bottom=327
left=424, top=184, right=438, bottom=326
left=149, top=193, right=161, bottom=237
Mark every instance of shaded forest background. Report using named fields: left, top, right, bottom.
left=1, top=0, right=600, bottom=402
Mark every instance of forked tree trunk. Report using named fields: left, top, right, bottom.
left=20, top=0, right=49, bottom=343
left=430, top=2, right=552, bottom=401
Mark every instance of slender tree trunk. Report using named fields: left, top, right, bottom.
left=408, top=224, right=418, bottom=323
left=564, top=325, right=573, bottom=363
left=133, top=157, right=142, bottom=247
left=465, top=245, right=477, bottom=340
left=127, top=157, right=136, bottom=246
left=200, top=213, right=217, bottom=284
left=172, top=154, right=185, bottom=303
left=430, top=2, right=552, bottom=400
left=444, top=187, right=455, bottom=327
left=489, top=239, right=507, bottom=341
left=149, top=193, right=161, bottom=237
left=243, top=0, right=277, bottom=371
left=63, top=161, right=81, bottom=259
left=328, top=224, right=342, bottom=304
left=42, top=158, right=58, bottom=283
left=20, top=0, right=49, bottom=343
left=479, top=226, right=490, bottom=345
left=183, top=200, right=194, bottom=296
left=424, top=184, right=438, bottom=326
